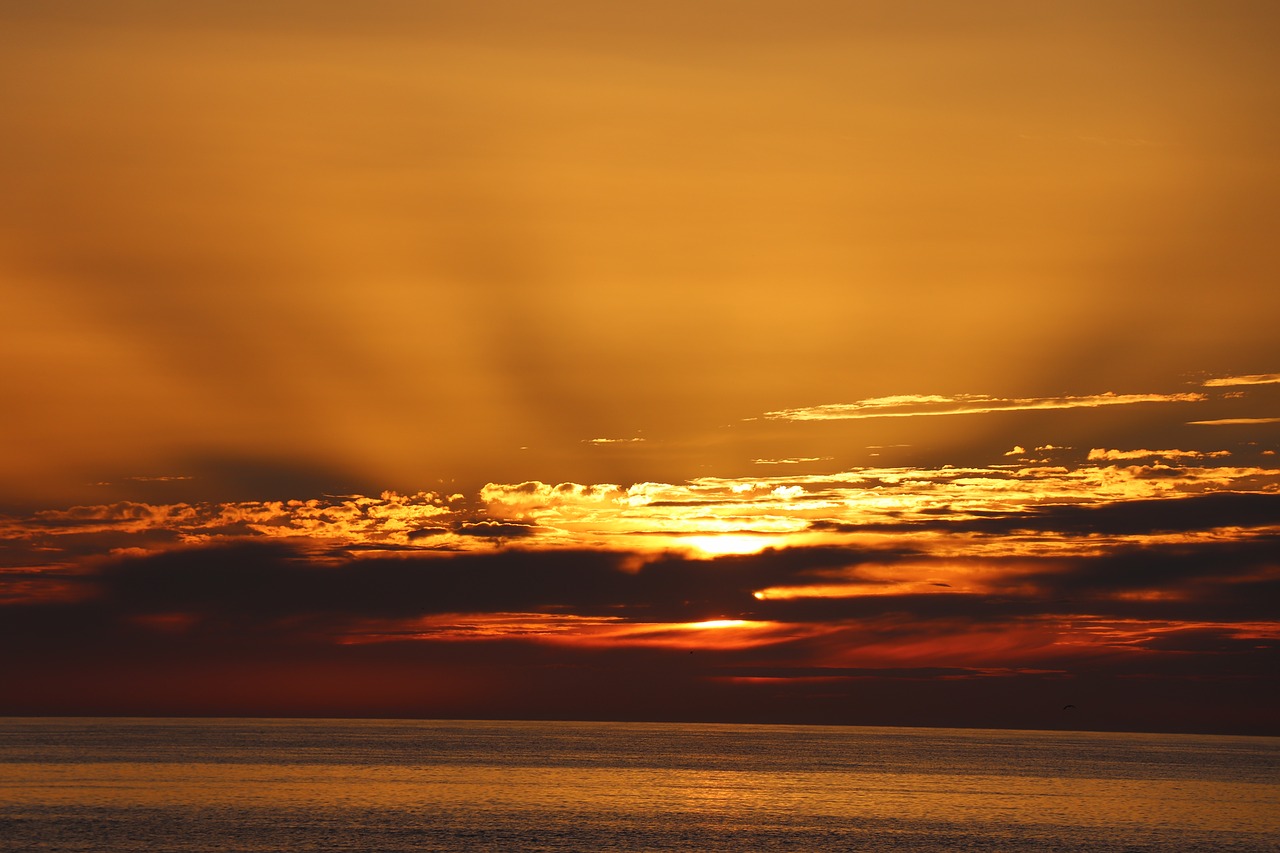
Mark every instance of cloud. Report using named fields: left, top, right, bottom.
left=29, top=502, right=201, bottom=530
left=406, top=526, right=451, bottom=541
left=584, top=438, right=646, bottom=444
left=1026, top=537, right=1280, bottom=603
left=1189, top=418, right=1280, bottom=426
left=10, top=541, right=902, bottom=627
left=455, top=521, right=545, bottom=539
left=1203, top=374, right=1280, bottom=387
left=0, top=492, right=464, bottom=571
left=8, top=529, right=1274, bottom=634
left=808, top=492, right=1280, bottom=538
left=8, top=446, right=1278, bottom=580
left=124, top=475, right=195, bottom=483
left=763, top=391, right=1206, bottom=422
left=3, top=534, right=1276, bottom=731
left=1087, top=448, right=1230, bottom=461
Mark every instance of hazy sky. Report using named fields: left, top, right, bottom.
left=2, top=1, right=1277, bottom=733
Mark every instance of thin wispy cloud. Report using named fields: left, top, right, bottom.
left=1189, top=418, right=1280, bottom=426
left=1203, top=373, right=1280, bottom=387
left=763, top=392, right=1205, bottom=422
left=1087, top=449, right=1230, bottom=461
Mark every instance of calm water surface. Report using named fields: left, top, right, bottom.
left=1, top=718, right=1276, bottom=851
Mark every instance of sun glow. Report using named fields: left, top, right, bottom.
left=689, top=619, right=751, bottom=630
left=684, top=534, right=774, bottom=556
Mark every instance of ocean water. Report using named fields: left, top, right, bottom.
left=0, top=718, right=1275, bottom=852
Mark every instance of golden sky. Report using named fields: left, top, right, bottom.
left=1, top=1, right=1277, bottom=732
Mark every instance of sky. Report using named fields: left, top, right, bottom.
left=2, top=0, right=1278, bottom=735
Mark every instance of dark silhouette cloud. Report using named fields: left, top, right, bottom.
left=455, top=522, right=545, bottom=539
left=1, top=534, right=1275, bottom=732
left=1, top=534, right=1270, bottom=631
left=38, top=541, right=912, bottom=626
left=810, top=492, right=1280, bottom=536
left=407, top=526, right=451, bottom=540
left=1028, top=536, right=1280, bottom=594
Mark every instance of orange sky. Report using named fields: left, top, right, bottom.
left=1, top=1, right=1277, bottom=733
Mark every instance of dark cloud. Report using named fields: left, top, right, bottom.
left=2, top=605, right=1272, bottom=733
left=3, top=534, right=1272, bottom=631
left=705, top=666, right=1036, bottom=681
left=455, top=522, right=544, bottom=539
left=710, top=544, right=919, bottom=575
left=1, top=537, right=1276, bottom=732
left=47, top=541, right=910, bottom=627
left=407, top=526, right=451, bottom=540
left=1030, top=536, right=1280, bottom=595
left=811, top=492, right=1280, bottom=536
left=1137, top=627, right=1280, bottom=654
left=0, top=527, right=187, bottom=570
left=1001, top=492, right=1280, bottom=535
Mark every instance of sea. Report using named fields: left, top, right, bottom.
left=0, top=718, right=1275, bottom=852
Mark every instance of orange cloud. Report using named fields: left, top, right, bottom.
left=763, top=391, right=1206, bottom=422
left=1203, top=374, right=1280, bottom=387
left=1189, top=418, right=1280, bottom=425
left=1086, top=448, right=1230, bottom=461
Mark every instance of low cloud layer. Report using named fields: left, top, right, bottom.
left=1, top=376, right=1276, bottom=731
left=2, top=531, right=1275, bottom=731
left=3, top=424, right=1276, bottom=732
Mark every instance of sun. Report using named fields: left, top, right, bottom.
left=684, top=534, right=773, bottom=557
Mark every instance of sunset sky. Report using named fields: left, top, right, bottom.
left=2, top=1, right=1277, bottom=734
